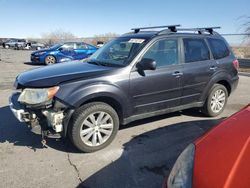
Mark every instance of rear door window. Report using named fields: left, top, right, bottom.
left=207, top=38, right=230, bottom=59
left=183, top=38, right=210, bottom=63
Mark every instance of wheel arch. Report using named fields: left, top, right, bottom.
left=200, top=72, right=233, bottom=102
left=59, top=82, right=131, bottom=137
left=216, top=80, right=231, bottom=96
left=63, top=95, right=125, bottom=138
left=80, top=96, right=124, bottom=124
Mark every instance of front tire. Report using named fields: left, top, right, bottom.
left=45, top=55, right=56, bottom=65
left=202, top=84, right=228, bottom=117
left=70, top=102, right=119, bottom=153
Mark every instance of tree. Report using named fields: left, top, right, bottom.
left=241, top=16, right=250, bottom=57
left=243, top=16, right=250, bottom=31
left=41, top=29, right=76, bottom=45
left=83, top=33, right=119, bottom=46
left=93, top=33, right=118, bottom=42
left=240, top=16, right=250, bottom=45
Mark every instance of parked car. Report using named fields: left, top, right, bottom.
left=3, top=39, right=26, bottom=49
left=25, top=41, right=46, bottom=50
left=96, top=41, right=104, bottom=48
left=30, top=42, right=97, bottom=65
left=10, top=25, right=239, bottom=152
left=2, top=39, right=16, bottom=48
left=164, top=104, right=250, bottom=188
left=14, top=39, right=28, bottom=50
left=0, top=38, right=6, bottom=47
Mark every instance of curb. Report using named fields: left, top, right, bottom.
left=239, top=72, right=250, bottom=77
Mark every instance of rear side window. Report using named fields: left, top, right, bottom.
left=207, top=38, right=230, bottom=59
left=62, top=43, right=75, bottom=49
left=76, top=43, right=88, bottom=49
left=183, top=38, right=210, bottom=63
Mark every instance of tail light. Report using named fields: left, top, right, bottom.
left=233, top=59, right=239, bottom=70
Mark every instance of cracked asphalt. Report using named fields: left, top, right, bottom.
left=0, top=48, right=250, bottom=188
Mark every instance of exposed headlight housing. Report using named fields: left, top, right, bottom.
left=18, top=86, right=59, bottom=105
left=167, top=144, right=195, bottom=188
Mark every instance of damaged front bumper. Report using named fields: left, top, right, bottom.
left=9, top=92, right=74, bottom=139
left=9, top=93, right=31, bottom=122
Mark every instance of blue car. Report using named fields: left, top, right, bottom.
left=31, top=42, right=97, bottom=65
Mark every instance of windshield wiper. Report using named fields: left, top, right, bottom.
left=88, top=59, right=124, bottom=67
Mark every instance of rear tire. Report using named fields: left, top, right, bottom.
left=70, top=102, right=119, bottom=153
left=202, top=84, right=228, bottom=117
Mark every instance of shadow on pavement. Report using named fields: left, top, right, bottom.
left=0, top=104, right=224, bottom=186
left=0, top=105, right=203, bottom=153
left=77, top=118, right=224, bottom=188
left=0, top=106, right=78, bottom=153
left=1, top=105, right=225, bottom=187
left=24, top=62, right=44, bottom=66
left=120, top=107, right=208, bottom=131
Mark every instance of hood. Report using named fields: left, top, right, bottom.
left=31, top=44, right=61, bottom=54
left=31, top=48, right=52, bottom=55
left=16, top=61, right=115, bottom=88
left=193, top=104, right=250, bottom=188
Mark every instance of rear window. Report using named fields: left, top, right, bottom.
left=207, top=38, right=230, bottom=59
left=183, top=38, right=210, bottom=63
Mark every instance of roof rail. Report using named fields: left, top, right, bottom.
left=131, top=25, right=181, bottom=33
left=177, top=27, right=221, bottom=35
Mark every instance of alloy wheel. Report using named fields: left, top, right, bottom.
left=210, top=89, right=226, bottom=113
left=79, top=111, right=114, bottom=147
left=45, top=56, right=56, bottom=65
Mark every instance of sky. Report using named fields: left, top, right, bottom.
left=0, top=0, right=249, bottom=43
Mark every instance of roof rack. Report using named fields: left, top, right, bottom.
left=131, top=25, right=181, bottom=33
left=130, top=25, right=221, bottom=35
left=173, top=27, right=221, bottom=35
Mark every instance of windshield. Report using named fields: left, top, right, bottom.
left=89, top=37, right=148, bottom=67
left=49, top=44, right=62, bottom=50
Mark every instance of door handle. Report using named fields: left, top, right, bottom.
left=172, top=71, right=183, bottom=76
left=210, top=66, right=217, bottom=70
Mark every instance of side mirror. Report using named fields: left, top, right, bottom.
left=137, top=58, right=156, bottom=71
left=58, top=47, right=64, bottom=51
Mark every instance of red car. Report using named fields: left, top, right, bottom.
left=164, top=104, right=250, bottom=188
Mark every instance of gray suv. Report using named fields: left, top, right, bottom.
left=9, top=25, right=239, bottom=152
left=3, top=38, right=26, bottom=49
